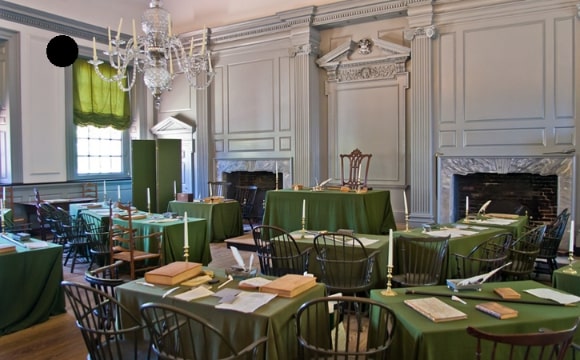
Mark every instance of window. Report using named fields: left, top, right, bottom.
left=67, top=58, right=132, bottom=180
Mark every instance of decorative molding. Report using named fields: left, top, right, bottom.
left=150, top=116, right=194, bottom=136
left=317, top=38, right=410, bottom=82
left=404, top=25, right=438, bottom=41
left=289, top=43, right=319, bottom=57
left=358, top=38, right=373, bottom=55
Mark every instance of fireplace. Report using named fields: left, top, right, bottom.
left=437, top=155, right=574, bottom=224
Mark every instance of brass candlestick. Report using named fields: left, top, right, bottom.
left=404, top=213, right=410, bottom=232
left=184, top=245, right=189, bottom=263
left=1, top=216, right=5, bottom=234
left=381, top=265, right=397, bottom=296
left=300, top=217, right=306, bottom=239
left=147, top=203, right=151, bottom=215
left=562, top=251, right=577, bottom=274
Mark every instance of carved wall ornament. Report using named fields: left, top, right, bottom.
left=404, top=25, right=438, bottom=41
left=317, top=38, right=410, bottom=83
left=289, top=43, right=319, bottom=57
left=358, top=38, right=373, bottom=55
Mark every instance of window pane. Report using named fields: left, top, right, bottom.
left=76, top=125, right=125, bottom=175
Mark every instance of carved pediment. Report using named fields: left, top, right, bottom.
left=317, top=38, right=410, bottom=82
left=150, top=116, right=195, bottom=136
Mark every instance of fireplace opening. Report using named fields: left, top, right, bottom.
left=453, top=173, right=558, bottom=224
left=223, top=170, right=278, bottom=222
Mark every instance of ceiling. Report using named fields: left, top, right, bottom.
left=6, top=0, right=342, bottom=34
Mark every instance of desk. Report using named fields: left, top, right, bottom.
left=263, top=189, right=396, bottom=235
left=460, top=215, right=528, bottom=238
left=168, top=200, right=243, bottom=243
left=116, top=274, right=327, bottom=360
left=113, top=214, right=210, bottom=265
left=552, top=261, right=580, bottom=296
left=0, top=237, right=65, bottom=335
left=370, top=280, right=580, bottom=360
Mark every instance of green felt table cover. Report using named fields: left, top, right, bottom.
left=113, top=215, right=210, bottom=265
left=458, top=215, right=528, bottom=238
left=0, top=237, right=65, bottom=335
left=168, top=200, right=243, bottom=243
left=262, top=189, right=396, bottom=235
left=552, top=261, right=580, bottom=296
left=371, top=280, right=580, bottom=360
left=116, top=273, right=327, bottom=360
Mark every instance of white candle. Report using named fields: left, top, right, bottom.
left=116, top=18, right=123, bottom=42
left=169, top=51, right=173, bottom=75
left=403, top=190, right=408, bottom=215
left=2, top=187, right=5, bottom=202
left=466, top=196, right=469, bottom=214
left=1, top=199, right=4, bottom=224
left=107, top=27, right=112, bottom=53
left=184, top=211, right=188, bottom=248
left=168, top=14, right=172, bottom=37
left=92, top=37, right=97, bottom=61
left=189, top=37, right=194, bottom=56
left=570, top=220, right=575, bottom=253
left=174, top=181, right=177, bottom=195
left=275, top=162, right=278, bottom=184
left=117, top=185, right=121, bottom=201
left=201, top=26, right=206, bottom=55
left=103, top=180, right=107, bottom=197
left=388, top=228, right=393, bottom=267
left=147, top=187, right=151, bottom=205
left=132, top=19, right=137, bottom=49
left=302, top=199, right=306, bottom=219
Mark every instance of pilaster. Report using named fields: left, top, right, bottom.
left=195, top=89, right=210, bottom=198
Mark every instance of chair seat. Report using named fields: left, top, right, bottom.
left=113, top=250, right=160, bottom=262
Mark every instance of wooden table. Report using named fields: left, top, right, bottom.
left=115, top=272, right=327, bottom=360
left=263, top=189, right=396, bottom=235
left=0, top=237, right=65, bottom=335
left=168, top=200, right=243, bottom=243
left=370, top=280, right=580, bottom=360
left=552, top=261, right=580, bottom=296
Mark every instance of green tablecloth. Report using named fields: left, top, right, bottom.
left=552, top=261, right=580, bottom=296
left=371, top=280, right=580, bottom=360
left=168, top=200, right=243, bottom=243
left=263, top=189, right=396, bottom=235
left=0, top=208, right=13, bottom=231
left=0, top=237, right=65, bottom=335
left=116, top=273, right=327, bottom=360
left=459, top=215, right=528, bottom=238
left=113, top=215, right=210, bottom=265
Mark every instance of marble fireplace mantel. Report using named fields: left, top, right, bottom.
left=437, top=155, right=575, bottom=224
left=215, top=158, right=293, bottom=190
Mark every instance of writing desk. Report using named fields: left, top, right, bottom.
left=0, top=237, right=65, bottom=335
left=370, top=280, right=580, bottom=360
left=263, top=189, right=396, bottom=235
left=552, top=261, right=580, bottom=296
left=168, top=200, right=243, bottom=243
left=113, top=214, right=210, bottom=265
left=116, top=273, right=327, bottom=360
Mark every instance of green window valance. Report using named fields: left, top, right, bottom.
left=73, top=60, right=131, bottom=130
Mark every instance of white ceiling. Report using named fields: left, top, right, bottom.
left=6, top=0, right=341, bottom=34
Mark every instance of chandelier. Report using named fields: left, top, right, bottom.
left=89, top=0, right=215, bottom=109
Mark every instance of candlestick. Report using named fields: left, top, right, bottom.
left=117, top=185, right=121, bottom=202
left=405, top=213, right=410, bottom=232
left=563, top=220, right=577, bottom=274
left=388, top=229, right=393, bottom=267
left=381, top=265, right=397, bottom=296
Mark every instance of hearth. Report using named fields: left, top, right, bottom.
left=437, top=155, right=574, bottom=224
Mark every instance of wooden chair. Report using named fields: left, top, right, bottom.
left=84, top=261, right=126, bottom=329
left=84, top=221, right=113, bottom=270
left=81, top=182, right=98, bottom=200
left=109, top=201, right=162, bottom=280
left=295, top=296, right=397, bottom=359
left=535, top=209, right=570, bottom=278
left=61, top=281, right=151, bottom=359
left=252, top=225, right=311, bottom=276
left=502, top=225, right=546, bottom=280
left=454, top=232, right=512, bottom=281
left=392, top=235, right=450, bottom=287
left=313, top=232, right=380, bottom=296
left=233, top=185, right=258, bottom=230
left=466, top=317, right=580, bottom=360
left=140, top=302, right=268, bottom=360
left=339, top=148, right=372, bottom=189
left=208, top=180, right=230, bottom=197
left=58, top=207, right=91, bottom=273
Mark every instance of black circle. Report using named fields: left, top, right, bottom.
left=46, top=35, right=78, bottom=67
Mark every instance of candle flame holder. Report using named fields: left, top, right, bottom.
left=300, top=217, right=306, bottom=239
left=562, top=251, right=577, bottom=274
left=184, top=245, right=189, bottom=263
left=404, top=213, right=410, bottom=232
left=381, top=265, right=397, bottom=296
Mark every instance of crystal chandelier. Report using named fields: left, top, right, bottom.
left=89, top=0, right=215, bottom=109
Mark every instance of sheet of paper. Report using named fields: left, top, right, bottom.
left=174, top=286, right=214, bottom=301
left=524, top=288, right=580, bottom=305
left=25, top=241, right=49, bottom=249
left=215, top=291, right=277, bottom=313
left=426, top=229, right=478, bottom=238
left=239, top=277, right=272, bottom=288
left=347, top=237, right=378, bottom=247
left=470, top=218, right=516, bottom=225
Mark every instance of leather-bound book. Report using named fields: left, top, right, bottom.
left=144, top=261, right=202, bottom=285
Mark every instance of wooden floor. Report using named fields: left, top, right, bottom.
left=0, top=241, right=255, bottom=359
